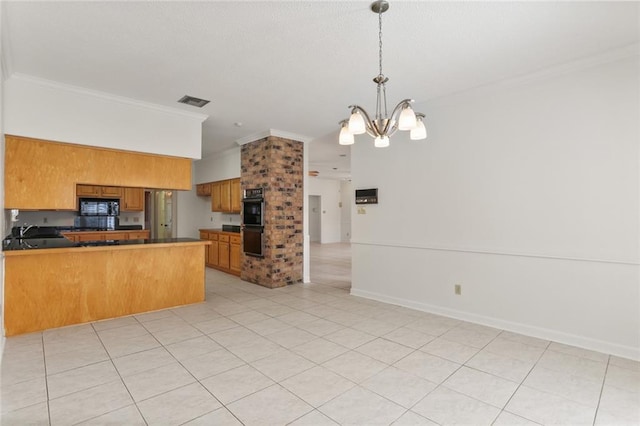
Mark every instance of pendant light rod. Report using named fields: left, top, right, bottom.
left=339, top=0, right=428, bottom=147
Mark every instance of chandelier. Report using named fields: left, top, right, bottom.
left=339, top=0, right=427, bottom=148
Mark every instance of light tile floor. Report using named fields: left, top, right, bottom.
left=1, top=243, right=639, bottom=425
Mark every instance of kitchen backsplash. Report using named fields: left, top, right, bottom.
left=208, top=212, right=240, bottom=228
left=4, top=210, right=144, bottom=227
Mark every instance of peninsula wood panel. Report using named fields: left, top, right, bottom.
left=4, top=243, right=206, bottom=336
left=4, top=135, right=192, bottom=209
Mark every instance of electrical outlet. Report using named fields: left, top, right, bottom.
left=124, top=216, right=129, bottom=222
left=43, top=217, right=48, bottom=224
left=454, top=284, right=462, bottom=295
left=133, top=217, right=139, bottom=223
left=210, top=216, right=213, bottom=222
left=357, top=207, right=366, bottom=215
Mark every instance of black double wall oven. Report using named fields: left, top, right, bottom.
left=242, top=188, right=264, bottom=257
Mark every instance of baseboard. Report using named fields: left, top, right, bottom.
left=350, top=287, right=640, bottom=361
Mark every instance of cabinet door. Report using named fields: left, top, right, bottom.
left=196, top=183, right=211, bottom=196
left=230, top=242, right=241, bottom=272
left=211, top=182, right=223, bottom=212
left=77, top=185, right=100, bottom=197
left=220, top=180, right=231, bottom=212
left=127, top=231, right=150, bottom=240
left=106, top=232, right=127, bottom=240
left=122, top=188, right=144, bottom=211
left=76, top=233, right=104, bottom=242
left=209, top=240, right=219, bottom=266
left=230, top=178, right=241, bottom=213
left=218, top=242, right=230, bottom=269
left=100, top=186, right=123, bottom=198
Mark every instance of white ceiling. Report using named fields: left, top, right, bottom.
left=3, top=1, right=638, bottom=180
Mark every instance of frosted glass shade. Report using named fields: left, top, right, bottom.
left=398, top=105, right=417, bottom=130
left=374, top=135, right=390, bottom=148
left=348, top=110, right=366, bottom=135
left=339, top=126, right=355, bottom=145
left=410, top=117, right=427, bottom=140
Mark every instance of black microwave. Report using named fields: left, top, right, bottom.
left=79, top=198, right=120, bottom=216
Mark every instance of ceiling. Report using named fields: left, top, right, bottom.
left=2, top=1, right=638, bottom=180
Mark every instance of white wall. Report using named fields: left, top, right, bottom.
left=308, top=178, right=341, bottom=244
left=4, top=74, right=206, bottom=159
left=340, top=180, right=352, bottom=242
left=351, top=53, right=640, bottom=360
left=194, top=147, right=241, bottom=184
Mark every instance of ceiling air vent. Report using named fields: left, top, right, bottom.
left=178, top=95, right=210, bottom=108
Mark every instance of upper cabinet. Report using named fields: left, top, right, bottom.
left=76, top=185, right=144, bottom=211
left=77, top=185, right=122, bottom=198
left=122, top=187, right=144, bottom=211
left=4, top=135, right=192, bottom=210
left=211, top=181, right=223, bottom=211
left=210, top=178, right=241, bottom=213
left=196, top=183, right=211, bottom=196
left=230, top=179, right=241, bottom=213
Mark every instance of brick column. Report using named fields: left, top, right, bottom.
left=240, top=135, right=304, bottom=288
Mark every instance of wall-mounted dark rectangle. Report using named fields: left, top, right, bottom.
left=355, top=188, right=378, bottom=204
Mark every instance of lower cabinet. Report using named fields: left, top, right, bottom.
left=230, top=235, right=241, bottom=273
left=63, top=230, right=150, bottom=242
left=199, top=229, right=240, bottom=276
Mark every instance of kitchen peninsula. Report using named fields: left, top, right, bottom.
left=3, top=135, right=205, bottom=336
left=3, top=237, right=210, bottom=336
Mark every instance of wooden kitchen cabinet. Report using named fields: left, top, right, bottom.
left=76, top=185, right=143, bottom=211
left=220, top=181, right=231, bottom=213
left=211, top=182, right=223, bottom=212
left=5, top=135, right=191, bottom=210
left=199, top=229, right=239, bottom=276
left=229, top=234, right=241, bottom=273
left=208, top=238, right=219, bottom=267
left=100, top=186, right=123, bottom=198
left=76, top=185, right=101, bottom=197
left=230, top=178, right=241, bottom=213
left=62, top=230, right=150, bottom=242
left=76, top=185, right=122, bottom=198
left=210, top=178, right=241, bottom=213
left=218, top=234, right=230, bottom=269
left=122, top=187, right=144, bottom=211
left=127, top=231, right=150, bottom=240
left=196, top=183, right=211, bottom=196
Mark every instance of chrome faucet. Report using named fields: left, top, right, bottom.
left=19, top=224, right=35, bottom=238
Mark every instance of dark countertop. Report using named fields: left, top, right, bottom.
left=3, top=237, right=203, bottom=252
left=199, top=225, right=241, bottom=234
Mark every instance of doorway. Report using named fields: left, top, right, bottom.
left=145, top=190, right=177, bottom=239
left=308, top=195, right=321, bottom=243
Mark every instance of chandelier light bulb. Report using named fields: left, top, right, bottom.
left=374, top=135, right=390, bottom=148
left=398, top=105, right=417, bottom=131
left=410, top=115, right=427, bottom=140
left=348, top=110, right=366, bottom=135
left=339, top=124, right=355, bottom=145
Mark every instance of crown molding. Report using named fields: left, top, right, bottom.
left=235, top=129, right=313, bottom=146
left=8, top=73, right=209, bottom=122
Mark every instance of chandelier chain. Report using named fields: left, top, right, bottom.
left=378, top=5, right=383, bottom=78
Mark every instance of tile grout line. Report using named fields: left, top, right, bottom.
left=494, top=338, right=551, bottom=425
left=592, top=355, right=611, bottom=426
